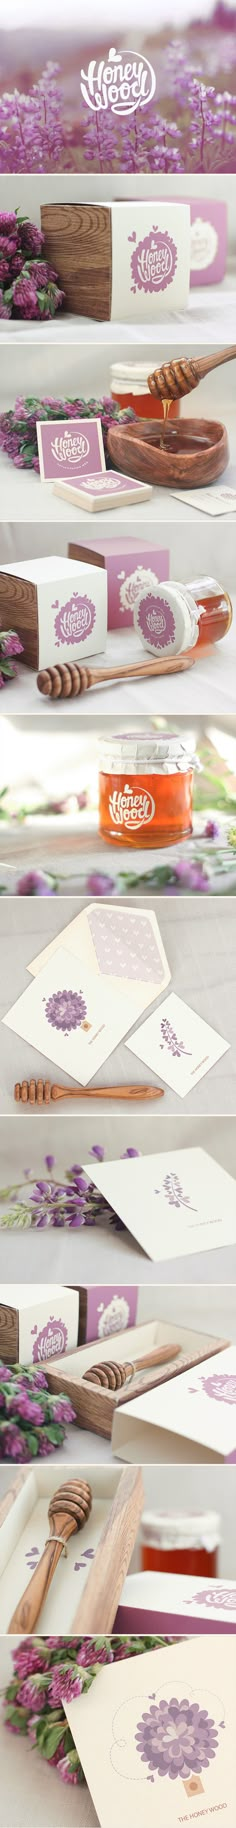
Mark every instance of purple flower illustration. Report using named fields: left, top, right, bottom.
left=54, top=592, right=96, bottom=647
left=155, top=1173, right=196, bottom=1211
left=130, top=228, right=177, bottom=294
left=135, top=1696, right=219, bottom=1781
left=44, top=988, right=87, bottom=1033
left=160, top=1019, right=191, bottom=1059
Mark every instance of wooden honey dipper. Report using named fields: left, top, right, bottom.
left=148, top=345, right=236, bottom=402
left=83, top=1344, right=180, bottom=1390
left=14, top=1079, right=164, bottom=1104
left=8, top=1478, right=92, bottom=1634
left=37, top=650, right=195, bottom=700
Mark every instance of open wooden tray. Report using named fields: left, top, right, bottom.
left=107, top=417, right=229, bottom=487
left=45, top=1319, right=227, bottom=1441
left=0, top=1462, right=143, bottom=1635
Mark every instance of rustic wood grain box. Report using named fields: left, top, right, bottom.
left=45, top=1318, right=226, bottom=1442
left=73, top=1285, right=138, bottom=1345
left=68, top=536, right=169, bottom=629
left=0, top=1462, right=143, bottom=1634
left=41, top=201, right=190, bottom=321
left=0, top=1285, right=79, bottom=1366
left=0, top=555, right=107, bottom=669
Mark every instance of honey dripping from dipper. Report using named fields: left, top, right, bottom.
left=159, top=399, right=171, bottom=450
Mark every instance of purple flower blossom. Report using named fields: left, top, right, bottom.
left=17, top=871, right=55, bottom=895
left=135, top=1696, right=219, bottom=1780
left=0, top=632, right=23, bottom=657
left=49, top=1668, right=82, bottom=1706
left=85, top=872, right=116, bottom=896
left=204, top=818, right=220, bottom=839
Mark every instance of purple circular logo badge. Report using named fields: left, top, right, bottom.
left=44, top=989, right=87, bottom=1034
left=32, top=1316, right=68, bottom=1361
left=130, top=227, right=177, bottom=294
left=137, top=592, right=176, bottom=651
left=194, top=1586, right=236, bottom=1611
left=53, top=592, right=96, bottom=647
left=200, top=1372, right=236, bottom=1406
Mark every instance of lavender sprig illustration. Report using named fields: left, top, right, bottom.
left=160, top=1018, right=191, bottom=1059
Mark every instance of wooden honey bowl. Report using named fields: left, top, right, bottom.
left=107, top=417, right=229, bottom=489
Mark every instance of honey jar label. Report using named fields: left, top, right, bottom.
left=109, top=783, right=156, bottom=832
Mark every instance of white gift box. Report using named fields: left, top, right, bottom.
left=0, top=554, right=107, bottom=669
left=112, top=1345, right=236, bottom=1465
left=115, top=1569, right=236, bottom=1635
left=0, top=1284, right=79, bottom=1365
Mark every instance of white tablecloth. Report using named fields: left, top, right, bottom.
left=1, top=281, right=236, bottom=345
left=1, top=616, right=236, bottom=715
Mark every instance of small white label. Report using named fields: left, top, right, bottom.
left=190, top=215, right=218, bottom=271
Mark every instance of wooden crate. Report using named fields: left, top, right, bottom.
left=41, top=203, right=112, bottom=320
left=0, top=1462, right=143, bottom=1635
left=46, top=1318, right=227, bottom=1441
left=0, top=555, right=107, bottom=669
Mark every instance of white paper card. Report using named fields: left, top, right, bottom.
left=126, top=990, right=230, bottom=1098
left=28, top=903, right=170, bottom=1017
left=170, top=486, right=236, bottom=516
left=114, top=1346, right=236, bottom=1461
left=84, top=1147, right=236, bottom=1261
left=118, top=1568, right=236, bottom=1628
left=111, top=202, right=190, bottom=319
left=64, top=1637, right=236, bottom=1827
left=2, top=945, right=134, bottom=1085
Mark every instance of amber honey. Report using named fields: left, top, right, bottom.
left=189, top=577, right=233, bottom=648
left=110, top=362, right=179, bottom=422
left=141, top=1512, right=220, bottom=1580
left=99, top=733, right=199, bottom=850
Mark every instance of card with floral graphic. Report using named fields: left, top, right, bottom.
left=112, top=1346, right=236, bottom=1466
left=28, top=903, right=170, bottom=1018
left=84, top=1147, right=236, bottom=1261
left=111, top=201, right=190, bottom=319
left=64, top=1637, right=235, bottom=1827
left=3, top=946, right=135, bottom=1085
left=126, top=991, right=229, bottom=1098
left=36, top=417, right=106, bottom=484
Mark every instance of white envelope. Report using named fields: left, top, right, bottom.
left=28, top=902, right=170, bottom=1017
left=2, top=945, right=135, bottom=1086
left=126, top=990, right=230, bottom=1097
left=84, top=1146, right=236, bottom=1261
left=64, top=1637, right=236, bottom=1828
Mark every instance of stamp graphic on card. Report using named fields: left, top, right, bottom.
left=126, top=990, right=229, bottom=1098
left=2, top=945, right=133, bottom=1086
left=36, top=418, right=106, bottom=483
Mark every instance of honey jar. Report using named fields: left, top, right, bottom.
left=110, top=361, right=179, bottom=422
left=188, top=577, right=233, bottom=648
left=134, top=576, right=233, bottom=661
left=98, top=732, right=199, bottom=849
left=141, top=1511, right=221, bottom=1580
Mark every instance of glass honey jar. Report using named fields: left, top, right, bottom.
left=141, top=1511, right=221, bottom=1580
left=134, top=577, right=233, bottom=661
left=110, top=361, right=179, bottom=423
left=98, top=732, right=199, bottom=849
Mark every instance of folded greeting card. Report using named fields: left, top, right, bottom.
left=126, top=991, right=229, bottom=1098
left=84, top=1147, right=236, bottom=1261
left=112, top=1346, right=236, bottom=1466
left=36, top=418, right=106, bottom=484
left=64, top=1637, right=235, bottom=1827
left=116, top=1569, right=236, bottom=1635
left=171, top=486, right=236, bottom=516
left=3, top=946, right=134, bottom=1085
left=28, top=903, right=170, bottom=1018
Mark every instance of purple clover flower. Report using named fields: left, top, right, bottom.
left=135, top=1695, right=219, bottom=1780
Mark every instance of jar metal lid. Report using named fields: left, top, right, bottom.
left=141, top=1510, right=221, bottom=1551
left=99, top=731, right=199, bottom=775
left=134, top=580, right=200, bottom=659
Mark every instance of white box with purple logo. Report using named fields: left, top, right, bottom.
left=1, top=555, right=107, bottom=667
left=0, top=1284, right=79, bottom=1366
left=111, top=202, right=190, bottom=318
left=115, top=1569, right=236, bottom=1634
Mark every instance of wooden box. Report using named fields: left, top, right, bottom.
left=68, top=536, right=169, bottom=630
left=45, top=1318, right=226, bottom=1442
left=0, top=1461, right=143, bottom=1635
left=0, top=554, right=107, bottom=669
left=0, top=1285, right=79, bottom=1366
left=41, top=201, right=190, bottom=321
